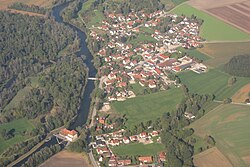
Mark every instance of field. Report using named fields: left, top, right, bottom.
left=0, top=119, right=35, bottom=153
left=171, top=4, right=250, bottom=41
left=0, top=0, right=54, bottom=10
left=190, top=104, right=250, bottom=167
left=111, top=88, right=184, bottom=128
left=40, top=151, right=92, bottom=167
left=207, top=5, right=250, bottom=33
left=178, top=69, right=250, bottom=100
left=194, top=147, right=233, bottom=167
left=199, top=42, right=250, bottom=68
left=178, top=47, right=211, bottom=61
left=232, top=84, right=250, bottom=103
left=111, top=143, right=165, bottom=156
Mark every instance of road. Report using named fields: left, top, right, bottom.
left=213, top=100, right=250, bottom=106
left=88, top=151, right=99, bottom=167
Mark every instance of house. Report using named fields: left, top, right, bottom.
left=96, top=147, right=109, bottom=154
left=138, top=156, right=153, bottom=163
left=159, top=151, right=166, bottom=162
left=99, top=117, right=106, bottom=124
left=148, top=80, right=156, bottom=88
left=151, top=130, right=159, bottom=137
left=123, top=137, right=130, bottom=144
left=184, top=112, right=196, bottom=120
left=129, top=135, right=138, bottom=141
left=108, top=139, right=120, bottom=146
left=139, top=132, right=148, bottom=138
left=96, top=140, right=106, bottom=147
left=117, top=159, right=132, bottom=166
left=59, top=128, right=78, bottom=142
left=109, top=157, right=118, bottom=167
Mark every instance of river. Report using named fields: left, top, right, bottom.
left=13, top=1, right=97, bottom=166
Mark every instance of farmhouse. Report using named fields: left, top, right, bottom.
left=59, top=128, right=78, bottom=142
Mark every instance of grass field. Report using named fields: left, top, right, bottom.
left=198, top=42, right=250, bottom=68
left=178, top=69, right=250, bottom=100
left=129, top=83, right=146, bottom=95
left=111, top=142, right=165, bottom=156
left=129, top=33, right=157, bottom=46
left=0, top=119, right=35, bottom=153
left=190, top=104, right=250, bottom=167
left=111, top=88, right=184, bottom=128
left=178, top=47, right=211, bottom=61
left=171, top=4, right=250, bottom=41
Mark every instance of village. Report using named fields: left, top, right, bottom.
left=91, top=9, right=207, bottom=102
left=90, top=128, right=166, bottom=166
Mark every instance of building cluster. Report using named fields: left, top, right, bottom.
left=90, top=129, right=166, bottom=166
left=90, top=9, right=207, bottom=102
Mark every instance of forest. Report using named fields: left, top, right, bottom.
left=224, top=54, right=250, bottom=77
left=0, top=11, right=87, bottom=165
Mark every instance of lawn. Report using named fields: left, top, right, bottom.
left=128, top=83, right=145, bottom=95
left=198, top=42, right=250, bottom=68
left=111, top=142, right=165, bottom=156
left=111, top=88, right=184, bottom=128
left=178, top=69, right=250, bottom=100
left=171, top=4, right=250, bottom=41
left=190, top=104, right=250, bottom=167
left=178, top=47, right=211, bottom=61
left=128, top=33, right=157, bottom=46
left=0, top=118, right=35, bottom=153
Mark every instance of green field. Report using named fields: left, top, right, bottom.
left=111, top=88, right=184, bottom=128
left=111, top=142, right=165, bottom=156
left=199, top=42, right=250, bottom=68
left=129, top=83, right=145, bottom=95
left=190, top=104, right=250, bottom=167
left=178, top=69, right=250, bottom=100
left=178, top=47, right=211, bottom=61
left=171, top=4, right=250, bottom=41
left=0, top=119, right=35, bottom=153
left=129, top=33, right=157, bottom=46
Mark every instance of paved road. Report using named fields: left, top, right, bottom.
left=88, top=151, right=99, bottom=167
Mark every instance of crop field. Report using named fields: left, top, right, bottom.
left=111, top=88, right=184, bottom=128
left=111, top=142, right=165, bottom=156
left=199, top=42, right=250, bottom=68
left=207, top=4, right=250, bottom=33
left=0, top=0, right=53, bottom=10
left=194, top=147, right=233, bottom=167
left=178, top=69, right=250, bottom=100
left=232, top=84, right=250, bottom=103
left=0, top=119, right=35, bottom=153
left=190, top=104, right=250, bottom=167
left=171, top=4, right=250, bottom=41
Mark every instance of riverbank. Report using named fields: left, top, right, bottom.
left=40, top=150, right=92, bottom=167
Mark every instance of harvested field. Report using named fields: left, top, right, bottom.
left=0, top=0, right=53, bottom=10
left=207, top=6, right=250, bottom=33
left=40, top=151, right=92, bottom=167
left=188, top=0, right=248, bottom=9
left=194, top=147, right=233, bottom=167
left=232, top=84, right=250, bottom=103
left=5, top=9, right=45, bottom=17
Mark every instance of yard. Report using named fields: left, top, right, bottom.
left=0, top=118, right=35, bottom=153
left=178, top=69, right=250, bottom=100
left=190, top=104, right=250, bottom=167
left=171, top=4, right=250, bottom=41
left=111, top=88, right=184, bottom=128
left=111, top=142, right=165, bottom=156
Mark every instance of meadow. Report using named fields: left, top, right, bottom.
left=198, top=42, right=250, bottom=68
left=0, top=119, right=35, bottom=153
left=111, top=88, right=184, bottom=128
left=190, top=104, right=250, bottom=167
left=111, top=142, right=165, bottom=156
left=178, top=47, right=211, bottom=61
left=171, top=4, right=250, bottom=41
left=178, top=69, right=250, bottom=100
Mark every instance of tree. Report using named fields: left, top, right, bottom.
left=205, top=135, right=216, bottom=146
left=223, top=98, right=232, bottom=104
left=228, top=76, right=237, bottom=86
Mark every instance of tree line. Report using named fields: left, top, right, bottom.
left=9, top=2, right=48, bottom=15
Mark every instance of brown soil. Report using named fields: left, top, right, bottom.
left=6, top=9, right=45, bottom=17
left=194, top=147, right=233, bottom=167
left=0, top=0, right=53, bottom=10
left=242, top=156, right=250, bottom=166
left=232, top=83, right=250, bottom=103
left=207, top=6, right=250, bottom=33
left=40, top=151, right=92, bottom=167
left=188, top=0, right=248, bottom=9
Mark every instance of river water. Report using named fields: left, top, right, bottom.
left=14, top=1, right=97, bottom=166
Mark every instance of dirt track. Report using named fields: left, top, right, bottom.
left=40, top=151, right=92, bottom=167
